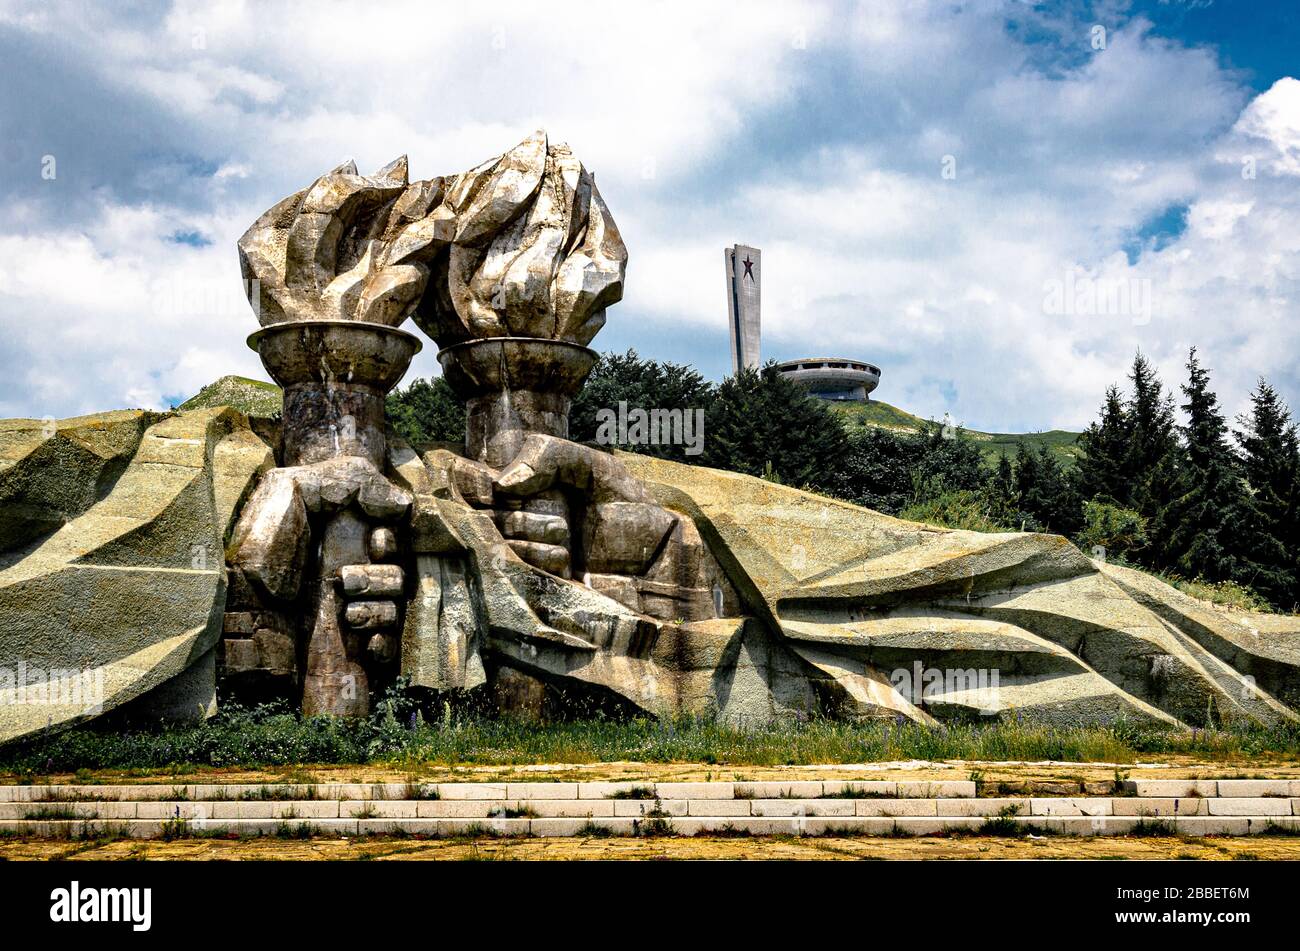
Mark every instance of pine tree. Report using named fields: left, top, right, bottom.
left=1075, top=385, right=1129, bottom=505
left=986, top=452, right=1018, bottom=519
left=1237, top=380, right=1299, bottom=524
left=1012, top=443, right=1081, bottom=535
left=1235, top=379, right=1300, bottom=607
left=833, top=427, right=922, bottom=514
left=1123, top=352, right=1181, bottom=519
left=1012, top=442, right=1043, bottom=531
left=569, top=349, right=714, bottom=461
left=973, top=451, right=1026, bottom=529
left=1160, top=349, right=1260, bottom=588
left=703, top=362, right=849, bottom=489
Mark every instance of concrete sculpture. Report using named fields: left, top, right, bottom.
left=1, top=131, right=1298, bottom=745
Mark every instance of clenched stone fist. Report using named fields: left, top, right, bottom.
left=226, top=456, right=412, bottom=713
left=448, top=434, right=724, bottom=622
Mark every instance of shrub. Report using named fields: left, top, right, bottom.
left=899, top=489, right=1015, bottom=533
left=1074, top=500, right=1148, bottom=560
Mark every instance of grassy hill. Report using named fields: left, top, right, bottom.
left=831, top=399, right=1083, bottom=468
left=178, top=375, right=283, bottom=417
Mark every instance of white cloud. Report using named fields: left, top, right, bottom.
left=0, top=0, right=1296, bottom=437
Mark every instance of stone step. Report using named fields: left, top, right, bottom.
left=0, top=779, right=980, bottom=802
left=4, top=777, right=1299, bottom=803
left=2, top=779, right=1300, bottom=800
left=5, top=796, right=1295, bottom=820
left=2, top=774, right=1289, bottom=800
left=2, top=779, right=1296, bottom=837
left=1, top=813, right=1296, bottom=839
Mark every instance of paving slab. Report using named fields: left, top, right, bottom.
left=734, top=781, right=823, bottom=799
left=346, top=800, right=418, bottom=819
left=936, top=798, right=1030, bottom=817
left=1123, top=780, right=1218, bottom=798
left=1111, top=798, right=1205, bottom=817
left=434, top=818, right=531, bottom=837
left=515, top=799, right=614, bottom=818
left=1175, top=816, right=1251, bottom=836
left=1215, top=780, right=1293, bottom=798
left=613, top=799, right=688, bottom=817
left=686, top=799, right=750, bottom=817
left=1029, top=797, right=1113, bottom=817
left=855, top=799, right=937, bottom=817
left=505, top=783, right=579, bottom=800
left=436, top=783, right=507, bottom=800
left=821, top=781, right=897, bottom=797
left=577, top=782, right=654, bottom=800
left=749, top=799, right=856, bottom=817
left=654, top=782, right=733, bottom=799
left=1206, top=797, right=1292, bottom=816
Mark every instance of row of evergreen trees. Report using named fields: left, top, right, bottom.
left=1072, top=351, right=1299, bottom=608
left=386, top=348, right=1300, bottom=611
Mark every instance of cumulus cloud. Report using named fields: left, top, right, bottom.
left=0, top=0, right=1295, bottom=435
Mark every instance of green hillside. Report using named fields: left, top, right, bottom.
left=831, top=399, right=1083, bottom=468
left=178, top=375, right=283, bottom=417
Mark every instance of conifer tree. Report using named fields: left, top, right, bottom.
left=386, top=375, right=466, bottom=445
left=1075, top=385, right=1129, bottom=504
left=703, top=362, right=849, bottom=489
left=569, top=349, right=714, bottom=461
left=1237, top=380, right=1299, bottom=526
left=1013, top=442, right=1081, bottom=535
left=1159, top=350, right=1259, bottom=587
left=1123, top=352, right=1181, bottom=519
left=986, top=452, right=1018, bottom=521
left=1235, top=379, right=1300, bottom=607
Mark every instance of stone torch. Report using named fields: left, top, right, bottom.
left=414, top=131, right=627, bottom=579
left=233, top=154, right=448, bottom=716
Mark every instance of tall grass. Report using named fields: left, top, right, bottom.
left=1, top=700, right=1298, bottom=774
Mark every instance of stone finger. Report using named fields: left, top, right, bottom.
left=497, top=510, right=570, bottom=547
left=583, top=501, right=675, bottom=575
left=505, top=539, right=571, bottom=579
left=337, top=564, right=404, bottom=597
left=368, top=526, right=398, bottom=561
left=344, top=600, right=398, bottom=630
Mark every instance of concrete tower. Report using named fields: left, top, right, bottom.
left=724, top=244, right=761, bottom=373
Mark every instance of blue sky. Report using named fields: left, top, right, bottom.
left=0, top=0, right=1297, bottom=433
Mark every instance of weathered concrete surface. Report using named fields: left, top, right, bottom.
left=621, top=452, right=1300, bottom=729
left=0, top=410, right=162, bottom=555
left=0, top=408, right=273, bottom=743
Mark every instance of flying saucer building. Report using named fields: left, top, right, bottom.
left=724, top=243, right=880, bottom=401
left=773, top=357, right=880, bottom=401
